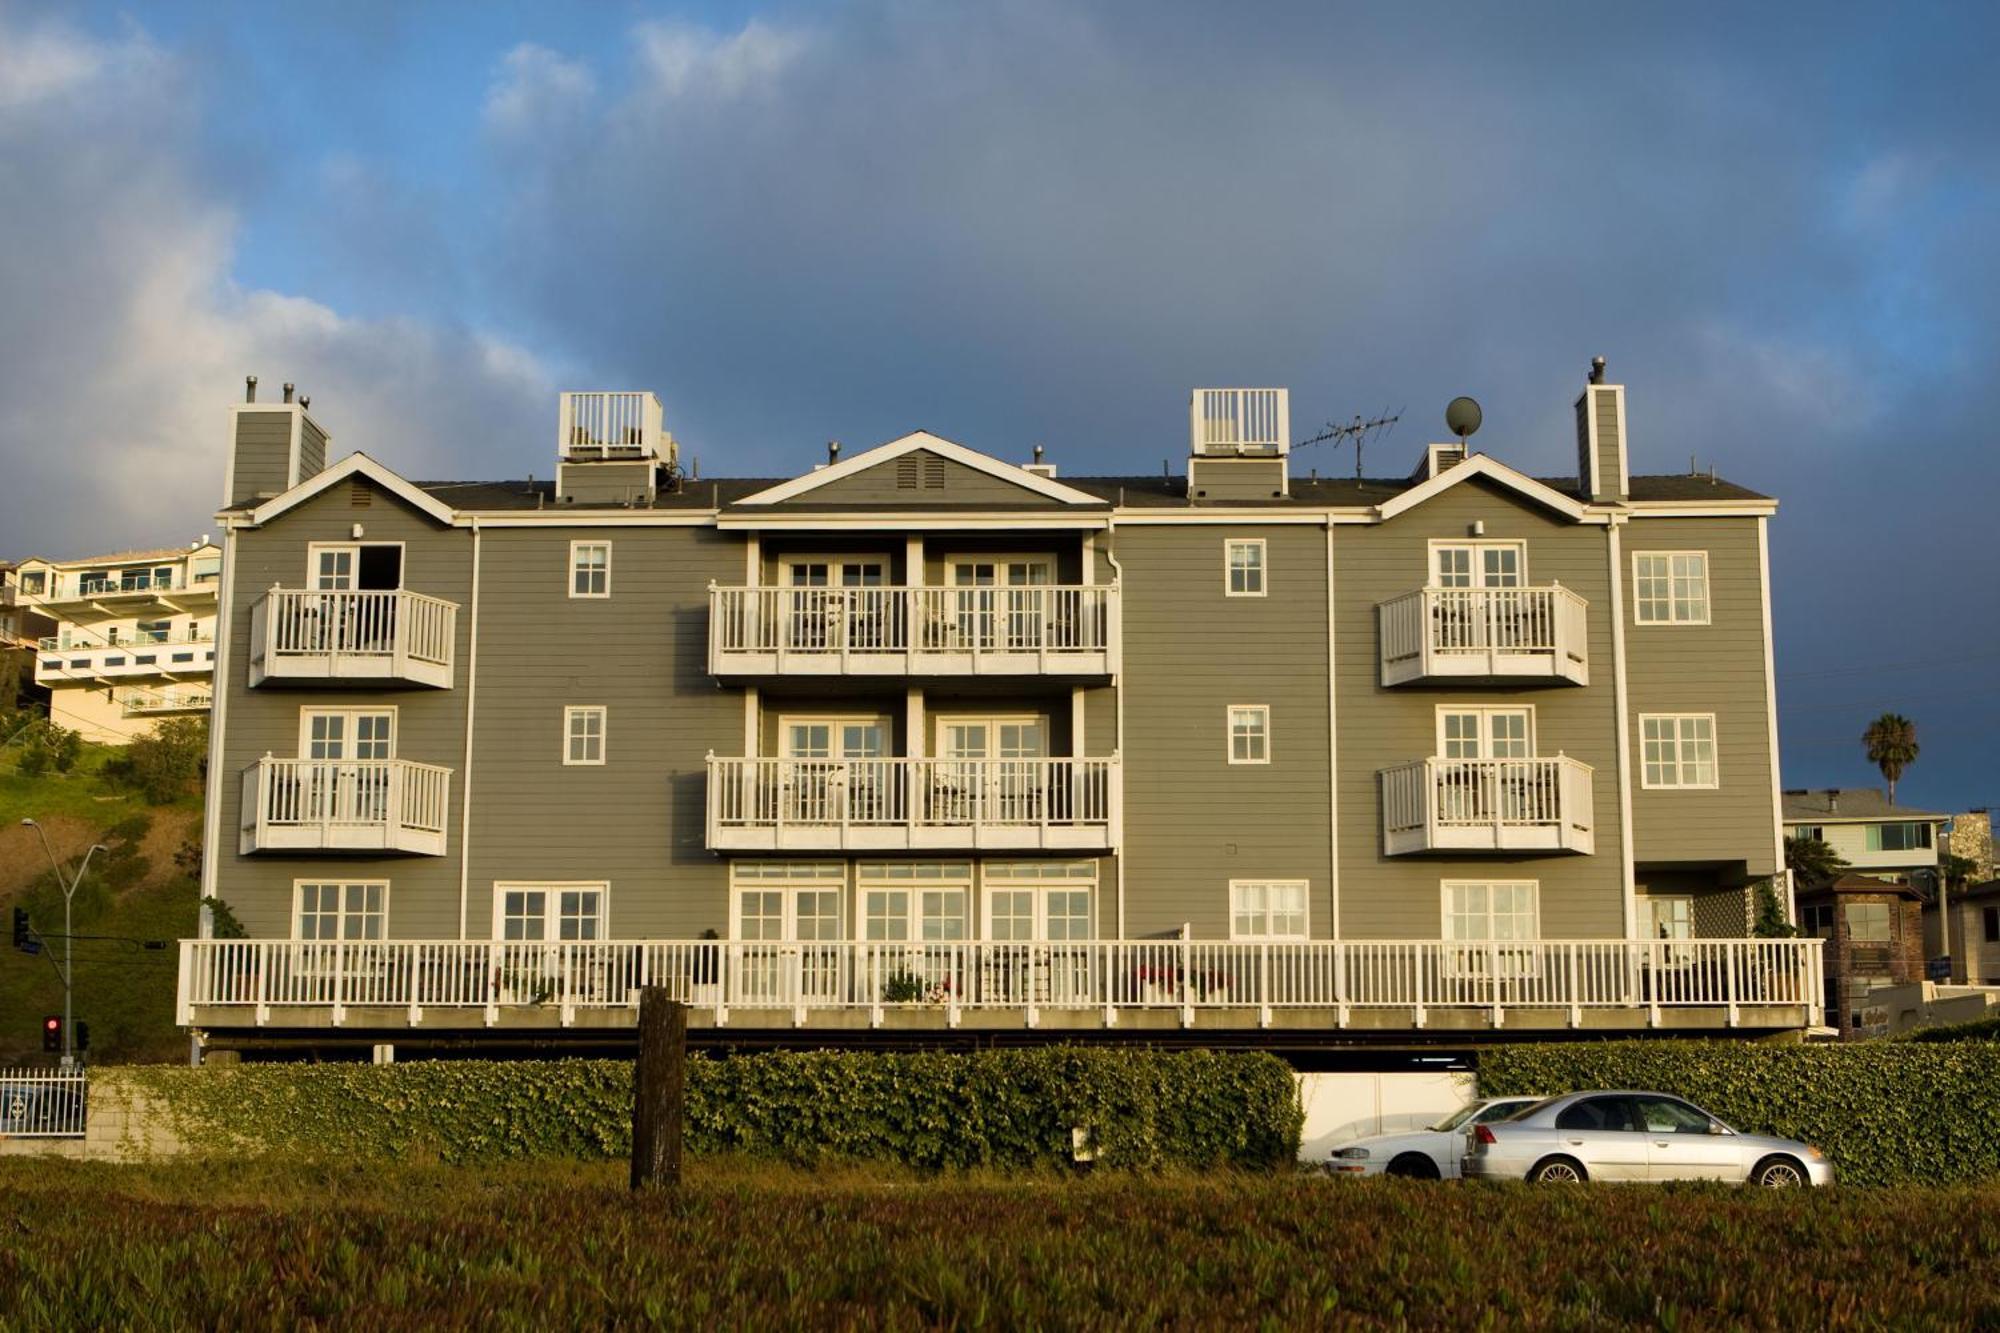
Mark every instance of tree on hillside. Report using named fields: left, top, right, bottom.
left=1862, top=712, right=1920, bottom=806
left=1785, top=835, right=1848, bottom=888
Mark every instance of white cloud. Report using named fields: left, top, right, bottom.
left=484, top=42, right=596, bottom=134
left=0, top=17, right=115, bottom=109
left=631, top=19, right=810, bottom=100
left=0, top=13, right=554, bottom=557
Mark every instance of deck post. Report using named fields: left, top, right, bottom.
left=630, top=988, right=686, bottom=1192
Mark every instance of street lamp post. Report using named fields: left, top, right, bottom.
left=21, top=819, right=107, bottom=1068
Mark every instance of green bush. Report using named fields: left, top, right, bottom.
left=1902, top=1015, right=2000, bottom=1043
left=120, top=717, right=207, bottom=804
left=130, top=1048, right=1303, bottom=1169
left=15, top=718, right=81, bottom=776
left=1479, top=1040, right=2000, bottom=1185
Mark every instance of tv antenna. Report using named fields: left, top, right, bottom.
left=1296, top=408, right=1403, bottom=483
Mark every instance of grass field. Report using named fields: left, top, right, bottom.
left=4, top=1159, right=1998, bottom=1328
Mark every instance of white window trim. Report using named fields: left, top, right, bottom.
left=305, top=540, right=407, bottom=590
left=1227, top=704, right=1271, bottom=765
left=778, top=714, right=892, bottom=760
left=855, top=865, right=975, bottom=943
left=943, top=555, right=1057, bottom=586
left=930, top=712, right=1046, bottom=757
left=290, top=878, right=390, bottom=939
left=1228, top=878, right=1310, bottom=940
left=979, top=873, right=1097, bottom=941
left=1223, top=538, right=1267, bottom=598
left=1434, top=704, right=1535, bottom=758
left=568, top=540, right=612, bottom=599
left=1427, top=538, right=1529, bottom=587
left=1638, top=712, right=1720, bottom=789
left=1631, top=550, right=1712, bottom=626
left=297, top=705, right=398, bottom=757
left=780, top=554, right=892, bottom=584
left=491, top=881, right=610, bottom=941
left=563, top=705, right=608, bottom=766
left=730, top=878, right=848, bottom=941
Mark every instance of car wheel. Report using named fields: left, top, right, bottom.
left=1529, top=1157, right=1587, bottom=1184
left=1753, top=1157, right=1807, bottom=1188
left=1386, top=1153, right=1441, bottom=1180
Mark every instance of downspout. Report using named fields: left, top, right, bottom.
left=1325, top=517, right=1339, bottom=939
left=457, top=518, right=482, bottom=939
left=1103, top=520, right=1126, bottom=940
left=197, top=522, right=238, bottom=930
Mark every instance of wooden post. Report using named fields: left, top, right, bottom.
left=630, top=987, right=686, bottom=1191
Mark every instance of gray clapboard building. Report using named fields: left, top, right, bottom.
left=182, top=362, right=1823, bottom=1052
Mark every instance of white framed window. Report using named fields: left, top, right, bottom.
left=1229, top=880, right=1309, bottom=940
left=983, top=861, right=1096, bottom=941
left=858, top=864, right=972, bottom=942
left=300, top=707, right=396, bottom=758
left=1224, top=539, right=1266, bottom=596
left=1431, top=540, right=1526, bottom=588
left=564, top=705, right=607, bottom=765
left=1436, top=706, right=1532, bottom=758
left=1441, top=880, right=1539, bottom=977
left=293, top=880, right=387, bottom=940
left=1228, top=705, right=1270, bottom=764
left=494, top=883, right=606, bottom=941
left=569, top=541, right=611, bottom=598
left=1640, top=714, right=1718, bottom=788
left=1633, top=552, right=1709, bottom=625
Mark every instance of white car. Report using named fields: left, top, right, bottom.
left=1327, top=1097, right=1543, bottom=1179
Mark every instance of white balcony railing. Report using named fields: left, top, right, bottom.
left=1379, top=586, right=1589, bottom=686
left=39, top=629, right=212, bottom=652
left=1190, top=388, right=1289, bottom=456
left=559, top=391, right=666, bottom=460
left=178, top=937, right=1825, bottom=1030
left=709, top=584, right=1119, bottom=676
left=240, top=757, right=452, bottom=856
left=707, top=755, right=1120, bottom=851
left=122, top=689, right=213, bottom=717
left=248, top=589, right=457, bottom=688
left=1382, top=756, right=1595, bottom=855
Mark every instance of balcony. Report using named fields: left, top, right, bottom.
left=34, top=633, right=215, bottom=684
left=1190, top=388, right=1289, bottom=456
left=240, top=757, right=452, bottom=856
left=122, top=688, right=212, bottom=717
left=709, top=584, right=1119, bottom=678
left=179, top=936, right=1824, bottom=1032
left=27, top=571, right=217, bottom=610
left=1378, top=586, right=1589, bottom=686
left=248, top=589, right=457, bottom=689
left=559, top=391, right=667, bottom=460
left=1381, top=756, right=1595, bottom=855
left=706, top=755, right=1120, bottom=852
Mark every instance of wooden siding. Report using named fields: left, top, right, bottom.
left=783, top=449, right=1062, bottom=508
left=297, top=415, right=327, bottom=483
left=1625, top=516, right=1778, bottom=878
left=230, top=411, right=295, bottom=506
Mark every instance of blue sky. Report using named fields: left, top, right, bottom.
left=1, top=1, right=1996, bottom=810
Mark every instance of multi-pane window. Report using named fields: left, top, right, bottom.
left=1228, top=705, right=1270, bottom=764
left=1845, top=901, right=1892, bottom=943
left=1867, top=822, right=1933, bottom=852
left=1633, top=552, right=1710, bottom=624
left=1433, top=542, right=1524, bottom=589
left=564, top=706, right=606, bottom=765
left=985, top=862, right=1096, bottom=941
left=1640, top=714, right=1717, bottom=788
left=1225, top=539, right=1266, bottom=596
left=1792, top=824, right=1825, bottom=844
left=858, top=864, right=971, bottom=942
left=498, top=885, right=605, bottom=941
left=1229, top=881, right=1308, bottom=939
left=1646, top=896, right=1694, bottom=941
left=569, top=541, right=611, bottom=598
left=1442, top=880, right=1539, bottom=977
left=295, top=881, right=386, bottom=940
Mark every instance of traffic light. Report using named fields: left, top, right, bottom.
left=75, top=1021, right=90, bottom=1054
left=11, top=906, right=26, bottom=950
left=41, top=1015, right=61, bottom=1053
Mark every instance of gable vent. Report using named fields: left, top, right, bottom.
left=349, top=481, right=373, bottom=508
left=924, top=456, right=945, bottom=489
left=896, top=456, right=920, bottom=490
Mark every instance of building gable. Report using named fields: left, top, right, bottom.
left=735, top=432, right=1104, bottom=508
left=237, top=453, right=457, bottom=528
left=1374, top=453, right=1591, bottom=524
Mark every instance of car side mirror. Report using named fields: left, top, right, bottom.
left=1706, top=1122, right=1727, bottom=1136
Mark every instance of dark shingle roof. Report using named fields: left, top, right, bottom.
left=1782, top=788, right=1947, bottom=822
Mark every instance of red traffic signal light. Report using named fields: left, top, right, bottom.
left=42, top=1015, right=61, bottom=1053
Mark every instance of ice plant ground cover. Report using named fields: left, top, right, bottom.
left=5, top=1158, right=1999, bottom=1327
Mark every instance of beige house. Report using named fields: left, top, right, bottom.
left=182, top=363, right=1821, bottom=1054
left=15, top=543, right=220, bottom=742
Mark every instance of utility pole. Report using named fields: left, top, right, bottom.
left=22, top=819, right=106, bottom=1069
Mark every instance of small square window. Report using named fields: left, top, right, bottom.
left=570, top=542, right=611, bottom=598
left=1634, top=552, right=1710, bottom=625
left=1228, top=705, right=1270, bottom=764
left=564, top=706, right=606, bottom=765
left=1640, top=714, right=1718, bottom=788
left=1230, top=880, right=1308, bottom=939
left=1225, top=539, right=1266, bottom=596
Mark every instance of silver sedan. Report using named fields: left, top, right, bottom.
left=1461, top=1090, right=1833, bottom=1186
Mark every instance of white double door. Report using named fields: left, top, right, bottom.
left=736, top=885, right=844, bottom=1003
left=1432, top=543, right=1525, bottom=649
left=946, top=559, right=1052, bottom=650
left=300, top=709, right=395, bottom=822
left=1435, top=708, right=1533, bottom=824
left=784, top=558, right=889, bottom=650
left=932, top=718, right=1048, bottom=824
left=782, top=720, right=889, bottom=822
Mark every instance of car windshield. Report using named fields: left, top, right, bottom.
left=1430, top=1104, right=1481, bottom=1132
left=1432, top=1101, right=1523, bottom=1132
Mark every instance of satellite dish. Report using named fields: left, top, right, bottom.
left=1445, top=396, right=1482, bottom=440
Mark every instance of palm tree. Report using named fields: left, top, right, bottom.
left=1861, top=712, right=1920, bottom=805
left=1785, top=835, right=1848, bottom=889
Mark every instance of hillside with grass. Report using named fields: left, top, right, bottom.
left=0, top=718, right=205, bottom=1065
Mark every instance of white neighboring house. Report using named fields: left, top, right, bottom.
left=15, top=542, right=220, bottom=743
left=1783, top=787, right=1947, bottom=894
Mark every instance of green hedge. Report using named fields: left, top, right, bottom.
left=1902, top=1015, right=2000, bottom=1043
left=1480, top=1041, right=2000, bottom=1186
left=127, top=1048, right=1302, bottom=1170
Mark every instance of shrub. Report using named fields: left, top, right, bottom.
left=122, top=717, right=207, bottom=804
left=129, top=1049, right=1303, bottom=1169
left=1479, top=1040, right=2000, bottom=1185
left=1902, top=1015, right=2000, bottom=1043
left=15, top=718, right=81, bottom=776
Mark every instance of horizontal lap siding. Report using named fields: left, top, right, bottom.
left=790, top=451, right=1063, bottom=508
left=467, top=526, right=743, bottom=938
left=1626, top=516, right=1778, bottom=878
left=215, top=482, right=475, bottom=937
left=1117, top=524, right=1332, bottom=938
left=229, top=412, right=294, bottom=505
left=1333, top=481, right=1625, bottom=939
